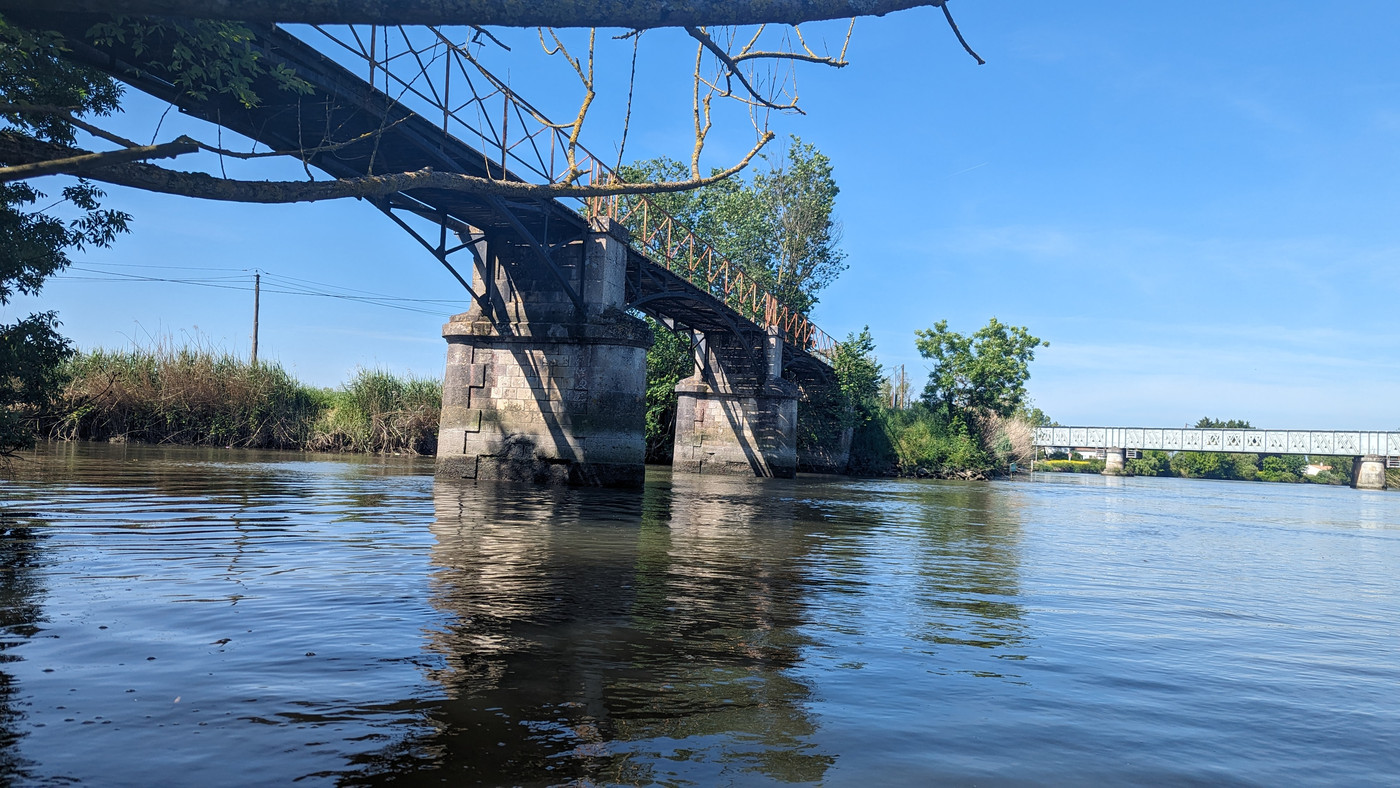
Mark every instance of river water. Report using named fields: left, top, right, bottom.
left=0, top=442, right=1397, bottom=786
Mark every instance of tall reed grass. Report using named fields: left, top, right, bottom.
left=49, top=345, right=441, bottom=454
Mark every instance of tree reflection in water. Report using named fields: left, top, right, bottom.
left=0, top=516, right=48, bottom=783
left=346, top=471, right=832, bottom=785
left=906, top=484, right=1028, bottom=673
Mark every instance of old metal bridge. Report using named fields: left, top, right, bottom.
left=34, top=16, right=842, bottom=484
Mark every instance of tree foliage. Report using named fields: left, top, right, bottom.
left=915, top=317, right=1047, bottom=419
left=620, top=135, right=844, bottom=315
left=1, top=16, right=131, bottom=454
left=1171, top=451, right=1258, bottom=481
left=1194, top=417, right=1253, bottom=429
left=832, top=326, right=881, bottom=427
left=87, top=16, right=312, bottom=108
left=642, top=318, right=694, bottom=464
left=1127, top=449, right=1172, bottom=477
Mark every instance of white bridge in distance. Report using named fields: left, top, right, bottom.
left=1034, top=427, right=1400, bottom=458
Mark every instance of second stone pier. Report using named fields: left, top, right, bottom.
left=673, top=327, right=799, bottom=478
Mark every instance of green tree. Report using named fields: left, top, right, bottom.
left=1171, top=451, right=1257, bottom=481
left=1257, top=454, right=1306, bottom=483
left=1180, top=418, right=1257, bottom=480
left=1194, top=417, right=1253, bottom=429
left=619, top=135, right=844, bottom=316
left=642, top=318, right=693, bottom=463
left=831, top=326, right=881, bottom=427
left=749, top=137, right=845, bottom=314
left=915, top=317, right=1047, bottom=419
left=621, top=138, right=846, bottom=464
left=1, top=17, right=130, bottom=454
left=1127, top=449, right=1172, bottom=477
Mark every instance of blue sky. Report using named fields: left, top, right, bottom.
left=10, top=1, right=1400, bottom=429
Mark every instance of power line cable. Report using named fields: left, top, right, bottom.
left=56, top=265, right=472, bottom=317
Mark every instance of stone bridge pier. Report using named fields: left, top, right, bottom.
left=1102, top=448, right=1129, bottom=476
left=437, top=218, right=652, bottom=486
left=1351, top=455, right=1388, bottom=490
left=673, top=327, right=800, bottom=478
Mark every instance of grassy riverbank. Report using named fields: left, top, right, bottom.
left=44, top=347, right=441, bottom=454
left=35, top=346, right=1036, bottom=476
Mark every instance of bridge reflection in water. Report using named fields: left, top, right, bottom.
left=347, top=474, right=829, bottom=784
left=337, top=473, right=1030, bottom=784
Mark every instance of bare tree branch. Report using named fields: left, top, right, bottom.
left=536, top=27, right=597, bottom=185
left=939, top=1, right=984, bottom=65
left=614, top=29, right=641, bottom=171
left=0, top=0, right=953, bottom=29
left=0, top=103, right=141, bottom=148
left=0, top=136, right=198, bottom=182
left=686, top=25, right=801, bottom=113
left=729, top=49, right=847, bottom=67
left=0, top=130, right=776, bottom=201
left=193, top=118, right=409, bottom=160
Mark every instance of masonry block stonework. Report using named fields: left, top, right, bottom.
left=672, top=328, right=800, bottom=478
left=436, top=219, right=653, bottom=486
left=1351, top=454, right=1388, bottom=490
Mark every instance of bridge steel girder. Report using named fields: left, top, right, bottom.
left=1034, top=427, right=1400, bottom=458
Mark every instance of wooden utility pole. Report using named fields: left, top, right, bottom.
left=251, top=270, right=260, bottom=366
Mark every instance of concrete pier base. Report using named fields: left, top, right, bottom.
left=437, top=320, right=651, bottom=486
left=1102, top=447, right=1129, bottom=476
left=1351, top=454, right=1388, bottom=490
left=436, top=218, right=653, bottom=486
left=673, top=328, right=799, bottom=478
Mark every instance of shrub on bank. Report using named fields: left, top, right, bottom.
left=1126, top=449, right=1172, bottom=476
left=847, top=403, right=1039, bottom=479
left=1037, top=459, right=1105, bottom=474
left=308, top=369, right=441, bottom=454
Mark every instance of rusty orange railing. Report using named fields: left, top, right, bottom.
left=583, top=182, right=837, bottom=362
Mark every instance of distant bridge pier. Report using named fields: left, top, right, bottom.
left=1102, top=447, right=1129, bottom=476
left=1351, top=455, right=1388, bottom=490
left=672, top=327, right=800, bottom=478
left=437, top=218, right=652, bottom=486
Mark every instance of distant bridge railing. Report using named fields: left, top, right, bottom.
left=301, top=24, right=837, bottom=362
left=1034, top=427, right=1400, bottom=457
